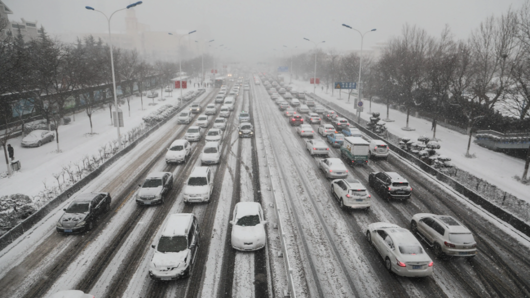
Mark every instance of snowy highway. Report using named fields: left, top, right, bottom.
left=0, top=79, right=529, bottom=298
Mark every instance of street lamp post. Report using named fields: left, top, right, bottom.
left=283, top=45, right=297, bottom=84
left=197, top=39, right=214, bottom=86
left=342, top=24, right=376, bottom=113
left=303, top=38, right=325, bottom=94
left=170, top=30, right=196, bottom=107
left=85, top=1, right=142, bottom=150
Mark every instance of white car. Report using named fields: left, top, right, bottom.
left=318, top=124, right=335, bottom=136
left=165, top=139, right=191, bottom=164
left=178, top=111, right=192, bottom=124
left=306, top=113, right=321, bottom=124
left=318, top=158, right=348, bottom=179
left=49, top=290, right=94, bottom=298
left=215, top=94, right=224, bottom=104
left=369, top=140, right=390, bottom=159
left=297, top=104, right=310, bottom=114
left=219, top=106, right=230, bottom=118
left=206, top=128, right=223, bottom=142
left=205, top=104, right=217, bottom=115
left=296, top=124, right=314, bottom=138
left=213, top=118, right=227, bottom=130
left=230, top=202, right=267, bottom=251
left=201, top=142, right=221, bottom=165
left=366, top=222, right=433, bottom=277
left=284, top=108, right=295, bottom=117
left=306, top=139, right=329, bottom=156
left=224, top=97, right=235, bottom=111
left=183, top=167, right=213, bottom=203
left=411, top=213, right=477, bottom=258
left=331, top=177, right=371, bottom=209
left=196, top=115, right=209, bottom=128
left=136, top=172, right=173, bottom=205
left=185, top=126, right=203, bottom=142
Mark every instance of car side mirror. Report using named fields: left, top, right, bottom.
left=230, top=221, right=234, bottom=225
left=262, top=221, right=268, bottom=225
left=138, top=184, right=141, bottom=187
left=151, top=244, right=155, bottom=249
left=63, top=208, right=66, bottom=211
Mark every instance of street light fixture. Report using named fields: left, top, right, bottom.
left=195, top=39, right=214, bottom=86
left=283, top=45, right=297, bottom=83
left=169, top=30, right=197, bottom=106
left=85, top=1, right=143, bottom=150
left=342, top=24, right=376, bottom=112
left=304, top=38, right=325, bottom=94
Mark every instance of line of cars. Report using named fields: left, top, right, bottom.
left=258, top=73, right=478, bottom=278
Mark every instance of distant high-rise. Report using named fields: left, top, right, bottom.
left=0, top=0, right=41, bottom=42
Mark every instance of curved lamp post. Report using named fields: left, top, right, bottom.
left=342, top=24, right=376, bottom=112
left=304, top=38, right=325, bottom=94
left=85, top=1, right=143, bottom=150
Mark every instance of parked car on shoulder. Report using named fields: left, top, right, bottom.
left=21, top=130, right=55, bottom=147
left=56, top=192, right=111, bottom=233
left=318, top=158, right=348, bottom=179
left=230, top=202, right=267, bottom=251
left=368, top=171, right=412, bottom=201
left=366, top=222, right=433, bottom=277
left=327, top=133, right=345, bottom=147
left=296, top=124, right=314, bottom=138
left=165, top=139, right=191, bottom=164
left=136, top=172, right=173, bottom=206
left=306, top=139, right=329, bottom=156
left=289, top=115, right=304, bottom=126
left=331, top=177, right=371, bottom=210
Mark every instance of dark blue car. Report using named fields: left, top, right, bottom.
left=327, top=133, right=345, bottom=148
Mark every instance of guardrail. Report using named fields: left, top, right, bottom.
left=308, top=93, right=530, bottom=238
left=253, top=86, right=296, bottom=298
left=0, top=90, right=206, bottom=252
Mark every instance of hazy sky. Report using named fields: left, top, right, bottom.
left=5, top=0, right=525, bottom=63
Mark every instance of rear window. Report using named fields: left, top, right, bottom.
left=204, top=147, right=218, bottom=153
left=399, top=245, right=424, bottom=255
left=208, top=131, right=219, bottom=136
left=449, top=233, right=475, bottom=244
left=188, top=177, right=207, bottom=186
left=170, top=145, right=184, bottom=151
left=180, top=113, right=188, bottom=116
left=240, top=113, right=249, bottom=117
left=349, top=189, right=368, bottom=197
left=392, top=182, right=409, bottom=187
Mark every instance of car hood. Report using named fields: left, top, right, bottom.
left=59, top=212, right=88, bottom=224
left=139, top=187, right=162, bottom=197
left=151, top=249, right=190, bottom=269
left=184, top=185, right=208, bottom=194
left=232, top=225, right=266, bottom=242
left=22, top=135, right=40, bottom=142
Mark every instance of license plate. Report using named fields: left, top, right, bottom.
left=64, top=229, right=72, bottom=233
left=356, top=199, right=363, bottom=202
left=396, top=191, right=405, bottom=194
left=335, top=172, right=343, bottom=175
left=412, top=265, right=422, bottom=270
left=144, top=201, right=151, bottom=205
left=161, top=277, right=172, bottom=281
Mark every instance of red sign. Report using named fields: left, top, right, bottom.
left=211, top=69, right=218, bottom=73
left=175, top=81, right=187, bottom=89
left=310, top=78, right=320, bottom=85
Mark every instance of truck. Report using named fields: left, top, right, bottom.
left=340, top=137, right=370, bottom=166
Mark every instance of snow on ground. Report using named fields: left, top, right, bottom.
left=287, top=77, right=530, bottom=203
left=0, top=84, right=202, bottom=200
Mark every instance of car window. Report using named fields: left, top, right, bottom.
left=431, top=221, right=446, bottom=236
left=188, top=177, right=207, bottom=186
left=188, top=224, right=196, bottom=243
left=449, top=233, right=475, bottom=244
left=187, top=128, right=200, bottom=133
left=170, top=145, right=184, bottom=151
left=66, top=202, right=90, bottom=213
left=375, top=173, right=385, bottom=180
left=157, top=236, right=187, bottom=253
left=349, top=189, right=368, bottom=196
left=421, top=217, right=435, bottom=227
left=236, top=215, right=260, bottom=226
left=215, top=119, right=224, bottom=123
left=180, top=113, right=188, bottom=116
left=204, top=147, right=218, bottom=153
left=399, top=245, right=424, bottom=254
left=208, top=131, right=219, bottom=136
left=392, top=182, right=409, bottom=187
left=337, top=181, right=347, bottom=190
left=241, top=125, right=252, bottom=130
left=143, top=179, right=162, bottom=188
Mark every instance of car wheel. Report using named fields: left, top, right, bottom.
left=103, top=203, right=110, bottom=213
left=410, top=221, right=418, bottom=234
left=38, top=141, right=42, bottom=147
left=433, top=243, right=444, bottom=258
left=385, top=257, right=392, bottom=272
left=339, top=199, right=345, bottom=210
left=87, top=221, right=94, bottom=231
left=366, top=231, right=372, bottom=244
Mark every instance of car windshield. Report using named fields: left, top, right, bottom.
left=191, top=105, right=199, bottom=108
left=241, top=125, right=251, bottom=130
left=335, top=135, right=344, bottom=140
left=399, top=245, right=424, bottom=254
left=28, top=131, right=42, bottom=138
left=204, top=147, right=217, bottom=153
left=236, top=215, right=260, bottom=226
left=187, top=128, right=199, bottom=133
left=392, top=182, right=409, bottom=187
left=215, top=119, right=224, bottom=123
left=170, top=145, right=184, bottom=151
left=65, top=202, right=90, bottom=213
left=157, top=236, right=187, bottom=253
left=188, top=177, right=207, bottom=186
left=208, top=131, right=219, bottom=136
left=449, top=233, right=475, bottom=244
left=349, top=189, right=368, bottom=196
left=198, top=117, right=207, bottom=120
left=143, top=179, right=162, bottom=188
left=180, top=113, right=188, bottom=116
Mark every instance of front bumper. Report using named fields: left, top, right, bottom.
left=166, top=156, right=185, bottom=163
left=389, top=192, right=411, bottom=200
left=392, top=264, right=433, bottom=277
left=149, top=268, right=187, bottom=281
left=136, top=197, right=163, bottom=205
left=443, top=248, right=478, bottom=257
left=239, top=132, right=253, bottom=138
left=56, top=225, right=87, bottom=234
left=184, top=194, right=210, bottom=203
left=21, top=142, right=39, bottom=147
left=185, top=135, right=201, bottom=141
left=327, top=172, right=348, bottom=179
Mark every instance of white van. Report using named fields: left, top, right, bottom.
left=369, top=139, right=390, bottom=159
left=219, top=105, right=230, bottom=118
left=178, top=111, right=192, bottom=124
left=149, top=213, right=199, bottom=280
left=224, top=96, right=235, bottom=111
left=183, top=167, right=213, bottom=203
left=201, top=142, right=221, bottom=165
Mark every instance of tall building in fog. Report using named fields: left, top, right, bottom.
left=0, top=0, right=40, bottom=42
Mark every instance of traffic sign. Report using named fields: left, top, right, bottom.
left=334, top=82, right=357, bottom=89
left=358, top=101, right=363, bottom=107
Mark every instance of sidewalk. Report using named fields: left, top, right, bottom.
left=286, top=77, right=530, bottom=203
left=0, top=83, right=204, bottom=199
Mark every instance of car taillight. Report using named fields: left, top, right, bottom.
left=368, top=194, right=371, bottom=198
left=346, top=194, right=351, bottom=198
left=326, top=148, right=329, bottom=150
left=444, top=241, right=456, bottom=248
left=428, top=261, right=434, bottom=267
left=292, top=118, right=295, bottom=121
left=313, top=148, right=316, bottom=150
left=397, top=260, right=406, bottom=267
left=312, top=131, right=314, bottom=133
left=375, top=146, right=378, bottom=149
left=409, top=187, right=413, bottom=191
left=388, top=187, right=392, bottom=191
left=301, top=131, right=304, bottom=133
left=311, top=118, right=313, bottom=120
left=346, top=170, right=348, bottom=173
left=471, top=243, right=477, bottom=248
left=329, top=170, right=333, bottom=173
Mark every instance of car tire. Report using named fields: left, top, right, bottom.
left=87, top=221, right=93, bottom=231
left=366, top=231, right=372, bottom=244
left=103, top=203, right=110, bottom=213
left=433, top=243, right=444, bottom=258
left=410, top=221, right=418, bottom=234
left=38, top=141, right=42, bottom=147
left=385, top=257, right=392, bottom=272
left=339, top=199, right=345, bottom=210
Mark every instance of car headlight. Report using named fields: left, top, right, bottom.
left=250, top=132, right=253, bottom=134
left=75, top=221, right=86, bottom=228
left=56, top=221, right=63, bottom=228
left=239, top=132, right=242, bottom=134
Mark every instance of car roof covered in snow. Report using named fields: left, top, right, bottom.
left=234, top=202, right=261, bottom=219
left=162, top=213, right=194, bottom=237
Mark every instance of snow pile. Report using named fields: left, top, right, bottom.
left=0, top=194, right=36, bottom=235
left=142, top=104, right=179, bottom=126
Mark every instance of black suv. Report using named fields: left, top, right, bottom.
left=56, top=192, right=112, bottom=233
left=368, top=172, right=412, bottom=200
left=289, top=115, right=304, bottom=126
